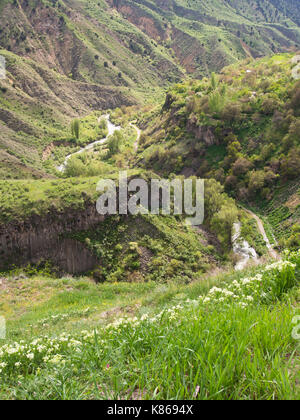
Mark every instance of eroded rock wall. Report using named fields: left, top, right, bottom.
left=0, top=202, right=105, bottom=274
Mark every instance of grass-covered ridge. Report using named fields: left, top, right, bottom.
left=0, top=173, right=250, bottom=277
left=1, top=170, right=260, bottom=275
left=0, top=251, right=299, bottom=399
left=68, top=213, right=222, bottom=284
left=0, top=171, right=147, bottom=223
left=109, top=0, right=300, bottom=77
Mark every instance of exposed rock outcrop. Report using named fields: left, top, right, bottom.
left=186, top=116, right=217, bottom=146
left=0, top=202, right=105, bottom=274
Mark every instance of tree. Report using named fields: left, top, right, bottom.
left=226, top=140, right=242, bottom=166
left=204, top=179, right=226, bottom=220
left=204, top=180, right=239, bottom=248
left=290, top=84, right=300, bottom=111
left=107, top=130, right=123, bottom=155
left=65, top=156, right=85, bottom=177
left=222, top=103, right=242, bottom=123
left=211, top=202, right=239, bottom=247
left=209, top=92, right=225, bottom=114
left=282, top=120, right=300, bottom=151
left=71, top=119, right=80, bottom=140
left=232, top=157, right=253, bottom=177
left=210, top=72, right=218, bottom=90
left=248, top=170, right=266, bottom=194
left=281, top=149, right=300, bottom=179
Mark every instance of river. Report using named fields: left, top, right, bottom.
left=57, top=114, right=120, bottom=173
left=232, top=222, right=258, bottom=271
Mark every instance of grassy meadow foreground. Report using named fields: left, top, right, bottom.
left=0, top=251, right=299, bottom=400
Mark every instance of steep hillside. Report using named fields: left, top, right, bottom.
left=2, top=0, right=299, bottom=84
left=0, top=0, right=182, bottom=89
left=136, top=53, right=300, bottom=243
left=1, top=2, right=300, bottom=402
left=1, top=1, right=300, bottom=178
left=0, top=0, right=183, bottom=178
left=108, top=0, right=300, bottom=76
left=0, top=49, right=137, bottom=178
left=0, top=252, right=299, bottom=399
left=269, top=0, right=300, bottom=26
left=1, top=172, right=252, bottom=275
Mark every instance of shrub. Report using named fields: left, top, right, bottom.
left=107, top=130, right=123, bottom=156
left=222, top=103, right=242, bottom=123
left=248, top=170, right=266, bottom=194
left=232, top=157, right=253, bottom=177
left=281, top=149, right=300, bottom=179
left=71, top=119, right=80, bottom=140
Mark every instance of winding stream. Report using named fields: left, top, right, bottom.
left=57, top=114, right=120, bottom=172
left=232, top=222, right=258, bottom=271
left=232, top=209, right=279, bottom=270
left=242, top=208, right=279, bottom=260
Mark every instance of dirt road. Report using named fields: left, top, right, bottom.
left=243, top=208, right=279, bottom=260
left=129, top=122, right=141, bottom=152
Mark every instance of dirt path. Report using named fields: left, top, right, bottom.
left=129, top=122, right=141, bottom=152
left=243, top=208, right=279, bottom=260
left=240, top=40, right=253, bottom=59
left=42, top=143, right=54, bottom=161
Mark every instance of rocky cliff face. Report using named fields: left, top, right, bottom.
left=0, top=202, right=105, bottom=274
left=186, top=116, right=217, bottom=147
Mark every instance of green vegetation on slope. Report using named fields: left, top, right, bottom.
left=0, top=171, right=143, bottom=223
left=1, top=172, right=255, bottom=280
left=69, top=213, right=221, bottom=284
left=109, top=0, right=300, bottom=77
left=0, top=1, right=299, bottom=178
left=0, top=0, right=182, bottom=92
left=137, top=53, right=300, bottom=243
left=0, top=172, right=244, bottom=258
left=0, top=49, right=137, bottom=179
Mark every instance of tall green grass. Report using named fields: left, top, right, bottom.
left=0, top=252, right=299, bottom=400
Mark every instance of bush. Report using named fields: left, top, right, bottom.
left=107, top=130, right=123, bottom=156
left=71, top=119, right=80, bottom=140
left=232, top=157, right=253, bottom=177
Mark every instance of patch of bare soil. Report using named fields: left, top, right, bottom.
left=98, top=303, right=142, bottom=321
left=286, top=194, right=300, bottom=211
left=42, top=143, right=54, bottom=161
left=195, top=225, right=222, bottom=254
left=128, top=388, right=147, bottom=400
left=0, top=277, right=8, bottom=291
left=139, top=246, right=153, bottom=272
